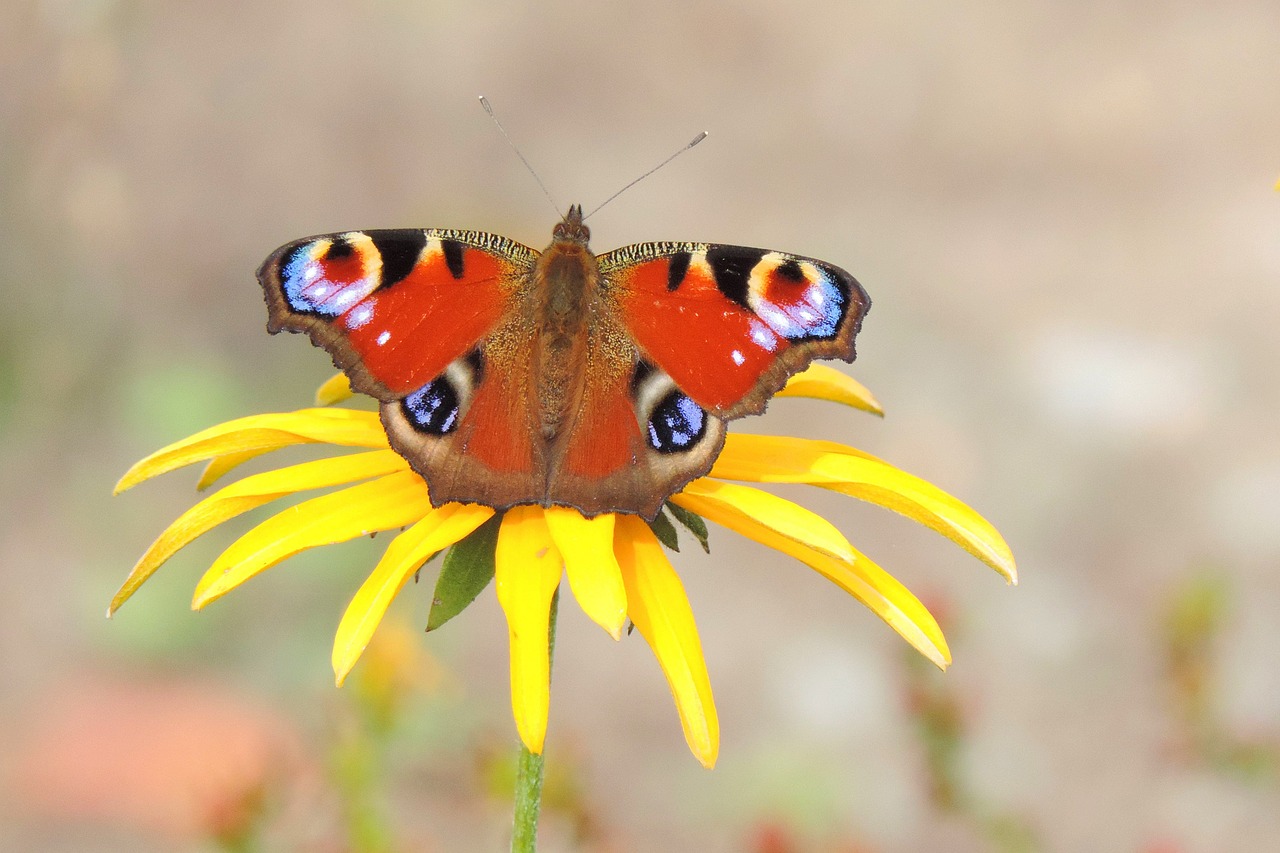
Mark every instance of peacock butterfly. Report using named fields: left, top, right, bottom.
left=258, top=205, right=869, bottom=519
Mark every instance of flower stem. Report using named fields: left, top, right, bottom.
left=511, top=587, right=559, bottom=853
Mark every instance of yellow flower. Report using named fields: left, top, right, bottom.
left=113, top=365, right=1015, bottom=769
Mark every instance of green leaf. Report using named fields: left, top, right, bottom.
left=648, top=507, right=680, bottom=552
left=426, top=513, right=502, bottom=631
left=666, top=501, right=710, bottom=553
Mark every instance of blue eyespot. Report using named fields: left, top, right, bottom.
left=647, top=391, right=706, bottom=453
left=401, top=378, right=459, bottom=435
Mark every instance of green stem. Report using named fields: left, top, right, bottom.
left=511, top=587, right=560, bottom=853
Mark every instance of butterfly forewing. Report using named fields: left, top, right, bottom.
left=600, top=241, right=869, bottom=419
left=259, top=228, right=536, bottom=398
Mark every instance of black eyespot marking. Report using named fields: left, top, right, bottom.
left=369, top=230, right=427, bottom=288
left=647, top=391, right=706, bottom=453
left=325, top=237, right=354, bottom=260
left=401, top=377, right=460, bottom=435
left=705, top=246, right=765, bottom=308
left=441, top=240, right=466, bottom=280
left=463, top=348, right=484, bottom=384
left=666, top=252, right=691, bottom=291
left=630, top=359, right=654, bottom=393
left=775, top=258, right=805, bottom=282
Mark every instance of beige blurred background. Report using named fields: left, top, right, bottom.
left=2, top=1, right=1278, bottom=850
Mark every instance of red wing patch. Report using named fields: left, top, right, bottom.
left=613, top=254, right=785, bottom=413
left=454, top=365, right=536, bottom=474
left=343, top=245, right=506, bottom=395
left=560, top=357, right=643, bottom=479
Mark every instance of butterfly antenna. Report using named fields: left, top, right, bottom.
left=584, top=131, right=708, bottom=221
left=479, top=95, right=561, bottom=217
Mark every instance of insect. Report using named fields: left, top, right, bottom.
left=258, top=203, right=868, bottom=520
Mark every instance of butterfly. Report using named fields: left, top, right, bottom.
left=258, top=205, right=869, bottom=520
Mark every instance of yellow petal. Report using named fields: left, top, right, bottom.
left=719, top=433, right=882, bottom=472
left=115, top=409, right=388, bottom=494
left=714, top=435, right=1016, bottom=584
left=316, top=373, right=355, bottom=406
left=196, top=450, right=270, bottom=490
left=670, top=489, right=951, bottom=670
left=614, top=515, right=718, bottom=768
left=674, top=479, right=855, bottom=564
left=333, top=502, right=494, bottom=686
left=110, top=450, right=408, bottom=615
left=191, top=469, right=430, bottom=608
left=777, top=364, right=884, bottom=416
left=544, top=508, right=627, bottom=640
left=495, top=506, right=564, bottom=755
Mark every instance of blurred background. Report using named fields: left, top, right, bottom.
left=2, top=1, right=1278, bottom=850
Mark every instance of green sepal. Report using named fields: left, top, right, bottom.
left=426, top=513, right=502, bottom=632
left=666, top=501, right=710, bottom=553
left=647, top=507, right=680, bottom=552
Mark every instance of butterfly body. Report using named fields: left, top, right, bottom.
left=259, top=206, right=868, bottom=519
left=527, top=207, right=601, bottom=442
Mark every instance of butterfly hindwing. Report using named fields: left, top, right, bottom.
left=600, top=241, right=869, bottom=418
left=380, top=334, right=549, bottom=512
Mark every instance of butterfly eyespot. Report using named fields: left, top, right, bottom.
left=401, top=377, right=461, bottom=435
left=646, top=391, right=706, bottom=453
